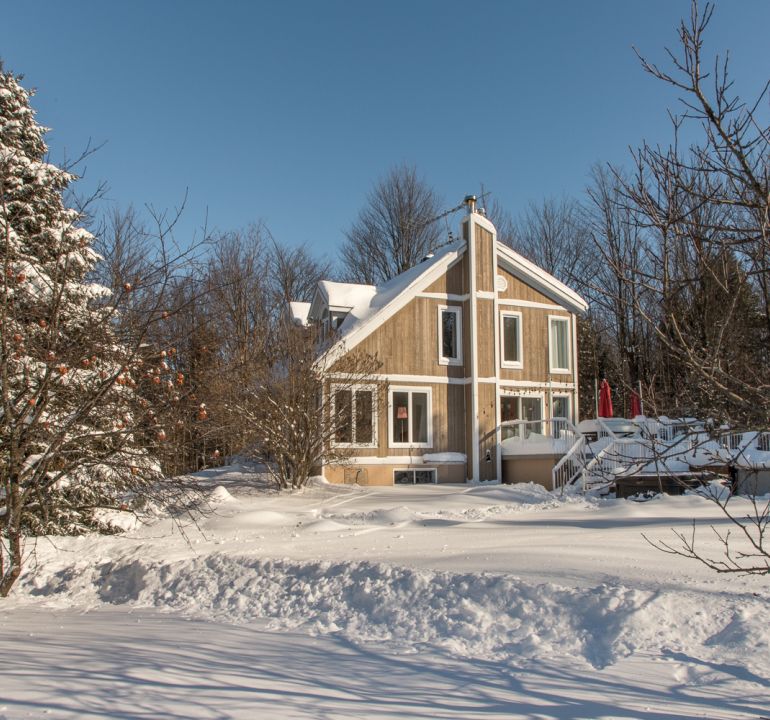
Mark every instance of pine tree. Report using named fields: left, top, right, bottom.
left=1, top=67, right=173, bottom=596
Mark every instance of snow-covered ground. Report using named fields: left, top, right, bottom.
left=3, top=464, right=770, bottom=719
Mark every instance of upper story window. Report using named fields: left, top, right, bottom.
left=332, top=385, right=377, bottom=447
left=549, top=316, right=571, bottom=373
left=500, top=311, right=523, bottom=369
left=438, top=306, right=462, bottom=366
left=389, top=387, right=432, bottom=448
left=330, top=311, right=348, bottom=331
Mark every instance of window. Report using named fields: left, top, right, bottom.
left=551, top=394, right=571, bottom=421
left=330, top=311, right=348, bottom=330
left=549, top=316, right=571, bottom=373
left=389, top=387, right=432, bottom=447
left=500, top=311, right=523, bottom=368
left=437, top=306, right=462, bottom=365
left=394, top=468, right=437, bottom=484
left=332, top=385, right=377, bottom=447
left=500, top=394, right=543, bottom=439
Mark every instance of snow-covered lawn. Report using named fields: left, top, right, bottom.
left=3, top=465, right=769, bottom=719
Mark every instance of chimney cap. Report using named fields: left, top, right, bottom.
left=463, top=195, right=477, bottom=214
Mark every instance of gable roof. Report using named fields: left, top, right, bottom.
left=495, top=243, right=588, bottom=314
left=287, top=301, right=311, bottom=327
left=318, top=240, right=466, bottom=364
left=315, top=234, right=588, bottom=366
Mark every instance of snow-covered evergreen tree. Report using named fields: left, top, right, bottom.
left=1, top=66, right=171, bottom=595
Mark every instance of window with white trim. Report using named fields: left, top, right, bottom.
left=551, top=394, right=571, bottom=421
left=389, top=387, right=432, bottom=448
left=394, top=468, right=437, bottom=484
left=438, top=305, right=462, bottom=365
left=500, top=311, right=523, bottom=368
left=332, top=385, right=377, bottom=447
left=548, top=316, right=571, bottom=373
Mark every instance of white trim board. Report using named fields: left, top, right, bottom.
left=417, top=292, right=469, bottom=302
left=497, top=298, right=565, bottom=310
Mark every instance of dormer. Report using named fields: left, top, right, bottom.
left=306, top=280, right=377, bottom=340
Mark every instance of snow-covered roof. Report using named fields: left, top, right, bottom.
left=318, top=240, right=465, bottom=363
left=287, top=301, right=311, bottom=327
left=312, top=221, right=588, bottom=365
left=316, top=281, right=377, bottom=312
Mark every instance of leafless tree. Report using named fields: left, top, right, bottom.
left=340, top=164, right=442, bottom=285
left=617, top=1, right=769, bottom=426
left=237, top=322, right=383, bottom=490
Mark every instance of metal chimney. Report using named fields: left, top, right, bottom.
left=464, top=195, right=477, bottom=215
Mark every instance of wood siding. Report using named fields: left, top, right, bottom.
left=342, top=296, right=466, bottom=377
left=424, top=257, right=467, bottom=295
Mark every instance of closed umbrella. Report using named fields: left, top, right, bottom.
left=630, top=390, right=642, bottom=417
left=598, top=379, right=613, bottom=418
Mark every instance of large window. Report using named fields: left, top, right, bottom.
left=332, top=385, right=376, bottom=447
left=500, top=394, right=543, bottom=438
left=438, top=306, right=462, bottom=365
left=500, top=311, right=523, bottom=368
left=389, top=387, right=432, bottom=448
left=548, top=316, right=571, bottom=373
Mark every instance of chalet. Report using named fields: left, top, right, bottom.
left=290, top=196, right=588, bottom=486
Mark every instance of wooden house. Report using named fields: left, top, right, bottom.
left=290, top=197, right=588, bottom=486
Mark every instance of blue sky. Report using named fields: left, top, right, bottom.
left=2, top=1, right=768, bottom=264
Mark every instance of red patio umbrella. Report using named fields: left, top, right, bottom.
left=598, top=378, right=613, bottom=418
left=630, top=389, right=642, bottom=417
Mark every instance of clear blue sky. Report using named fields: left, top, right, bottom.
left=2, top=1, right=768, bottom=265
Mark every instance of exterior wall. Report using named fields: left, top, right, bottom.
left=343, top=296, right=466, bottom=378
left=322, top=212, right=581, bottom=485
left=502, top=455, right=559, bottom=490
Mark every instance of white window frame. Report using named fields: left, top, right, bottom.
left=330, top=384, right=378, bottom=449
left=500, top=310, right=523, bottom=369
left=499, top=391, right=545, bottom=438
left=393, top=468, right=437, bottom=485
left=437, top=305, right=463, bottom=366
left=548, top=315, right=571, bottom=374
left=388, top=386, right=433, bottom=449
left=551, top=393, right=572, bottom=422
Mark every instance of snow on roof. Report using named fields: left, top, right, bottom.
left=324, top=240, right=465, bottom=359
left=318, top=281, right=377, bottom=310
left=287, top=301, right=311, bottom=327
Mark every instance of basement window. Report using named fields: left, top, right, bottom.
left=394, top=468, right=437, bottom=484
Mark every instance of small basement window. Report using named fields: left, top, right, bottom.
left=394, top=468, right=437, bottom=484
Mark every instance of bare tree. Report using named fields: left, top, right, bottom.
left=616, top=1, right=770, bottom=426
left=237, top=323, right=383, bottom=490
left=340, top=164, right=442, bottom=285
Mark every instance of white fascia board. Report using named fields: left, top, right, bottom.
left=308, top=285, right=327, bottom=322
left=319, top=245, right=467, bottom=366
left=495, top=242, right=588, bottom=315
